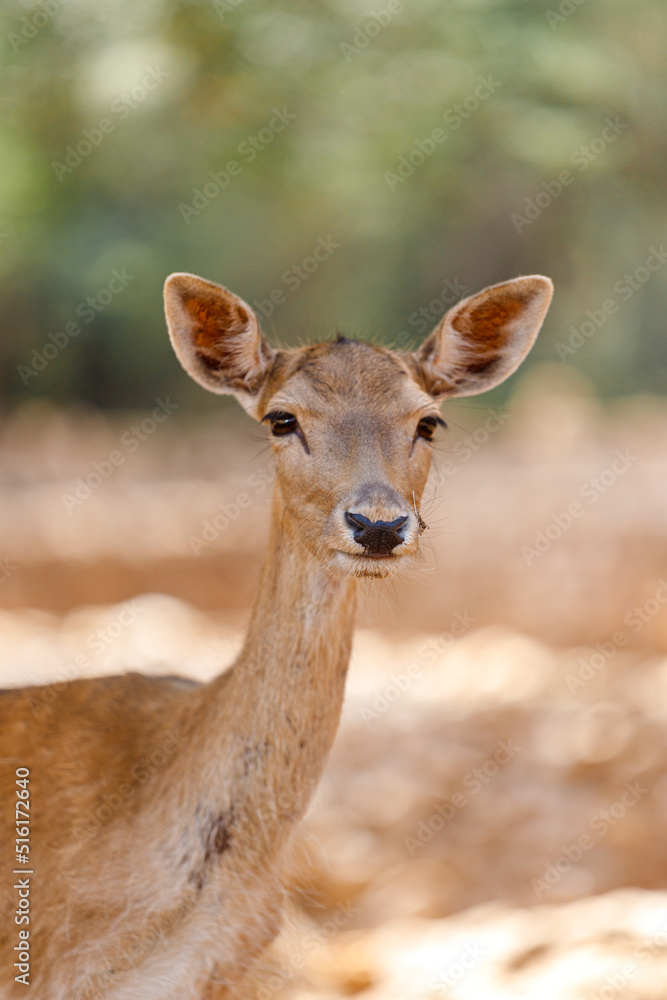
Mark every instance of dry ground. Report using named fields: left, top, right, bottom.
left=2, top=369, right=667, bottom=997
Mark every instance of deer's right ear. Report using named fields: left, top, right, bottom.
left=164, top=272, right=275, bottom=411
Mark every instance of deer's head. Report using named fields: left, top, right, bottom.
left=164, top=272, right=552, bottom=578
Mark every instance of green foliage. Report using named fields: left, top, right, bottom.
left=1, top=0, right=666, bottom=409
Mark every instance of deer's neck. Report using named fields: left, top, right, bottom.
left=184, top=496, right=357, bottom=864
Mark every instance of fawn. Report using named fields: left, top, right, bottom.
left=0, top=272, right=552, bottom=998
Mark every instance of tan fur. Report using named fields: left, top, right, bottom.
left=0, top=271, right=552, bottom=998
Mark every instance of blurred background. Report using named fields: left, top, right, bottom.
left=2, top=0, right=667, bottom=996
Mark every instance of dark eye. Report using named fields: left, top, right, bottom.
left=266, top=411, right=297, bottom=437
left=416, top=416, right=441, bottom=442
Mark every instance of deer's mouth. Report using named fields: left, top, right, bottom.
left=355, top=552, right=399, bottom=560
left=333, top=548, right=408, bottom=578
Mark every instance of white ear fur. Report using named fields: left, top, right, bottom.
left=415, top=275, right=553, bottom=398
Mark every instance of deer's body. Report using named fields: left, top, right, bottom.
left=0, top=272, right=552, bottom=998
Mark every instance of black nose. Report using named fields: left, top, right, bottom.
left=345, top=512, right=408, bottom=556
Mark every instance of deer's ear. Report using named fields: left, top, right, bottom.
left=413, top=275, right=553, bottom=399
left=164, top=272, right=275, bottom=410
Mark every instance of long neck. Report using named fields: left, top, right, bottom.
left=176, top=495, right=357, bottom=864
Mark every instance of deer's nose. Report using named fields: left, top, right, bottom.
left=344, top=512, right=408, bottom=556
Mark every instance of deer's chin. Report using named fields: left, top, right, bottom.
left=331, top=549, right=409, bottom=579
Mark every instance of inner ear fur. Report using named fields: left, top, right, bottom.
left=415, top=275, right=553, bottom=398
left=164, top=272, right=275, bottom=400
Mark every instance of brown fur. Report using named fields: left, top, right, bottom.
left=0, top=270, right=552, bottom=999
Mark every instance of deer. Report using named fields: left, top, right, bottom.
left=0, top=271, right=552, bottom=999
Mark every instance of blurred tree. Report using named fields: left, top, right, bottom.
left=0, top=0, right=665, bottom=411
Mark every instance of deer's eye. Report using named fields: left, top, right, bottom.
left=265, top=412, right=298, bottom=437
left=416, top=416, right=440, bottom=442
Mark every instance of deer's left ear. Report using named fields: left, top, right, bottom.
left=164, top=272, right=275, bottom=413
left=413, top=275, right=553, bottom=399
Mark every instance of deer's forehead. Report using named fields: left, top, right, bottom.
left=263, top=341, right=425, bottom=416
